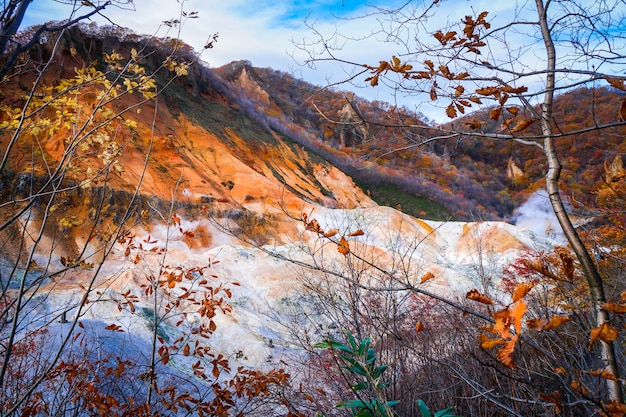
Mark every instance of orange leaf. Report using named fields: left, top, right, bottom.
left=526, top=318, right=548, bottom=331
left=602, top=302, right=626, bottom=314
left=420, top=271, right=435, bottom=284
left=491, top=308, right=512, bottom=338
left=415, top=322, right=425, bottom=334
left=337, top=237, right=350, bottom=256
left=543, top=315, right=570, bottom=331
left=570, top=380, right=590, bottom=396
left=479, top=333, right=504, bottom=349
left=324, top=229, right=338, bottom=238
left=183, top=344, right=190, bottom=356
left=466, top=289, right=493, bottom=305
left=588, top=369, right=617, bottom=381
left=497, top=335, right=518, bottom=368
left=590, top=323, right=619, bottom=348
left=510, top=300, right=527, bottom=334
left=489, top=107, right=501, bottom=121
left=511, top=281, right=536, bottom=302
left=348, top=229, right=365, bottom=237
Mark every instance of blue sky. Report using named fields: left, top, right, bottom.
left=21, top=0, right=414, bottom=112
left=19, top=1, right=626, bottom=123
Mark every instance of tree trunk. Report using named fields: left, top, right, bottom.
left=535, top=0, right=623, bottom=403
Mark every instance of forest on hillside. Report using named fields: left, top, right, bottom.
left=1, top=1, right=626, bottom=417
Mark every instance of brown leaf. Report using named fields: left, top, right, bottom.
left=446, top=103, right=457, bottom=118
left=466, top=289, right=493, bottom=305
left=605, top=76, right=626, bottom=91
left=602, top=302, right=626, bottom=314
left=337, top=237, right=350, bottom=256
left=347, top=229, right=365, bottom=237
left=429, top=84, right=438, bottom=101
left=526, top=318, right=548, bottom=331
left=324, top=229, right=338, bottom=238
left=415, top=322, right=425, bottom=334
left=510, top=118, right=536, bottom=133
left=489, top=107, right=501, bottom=121
left=588, top=369, right=617, bottom=381
left=476, top=86, right=500, bottom=96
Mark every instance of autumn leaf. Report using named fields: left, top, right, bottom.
left=491, top=308, right=513, bottom=337
left=347, top=229, right=365, bottom=237
left=589, top=323, right=619, bottom=348
left=497, top=335, right=518, bottom=368
left=588, top=369, right=617, bottom=380
left=466, top=289, right=493, bottom=305
left=420, top=271, right=435, bottom=284
left=337, top=237, right=350, bottom=256
left=511, top=281, right=536, bottom=302
left=526, top=318, right=548, bottom=331
left=489, top=107, right=501, bottom=121
left=570, top=380, right=590, bottom=396
left=479, top=333, right=504, bottom=349
left=415, top=322, right=425, bottom=334
left=446, top=103, right=458, bottom=118
left=324, top=229, right=338, bottom=238
left=602, top=302, right=626, bottom=314
left=543, top=315, right=570, bottom=331
left=476, top=86, right=500, bottom=96
left=465, top=119, right=485, bottom=129
left=509, top=118, right=536, bottom=133
left=429, top=84, right=438, bottom=101
left=510, top=300, right=527, bottom=334
left=605, top=76, right=626, bottom=91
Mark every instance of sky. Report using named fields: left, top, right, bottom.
left=19, top=1, right=626, bottom=123
left=20, top=0, right=462, bottom=121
